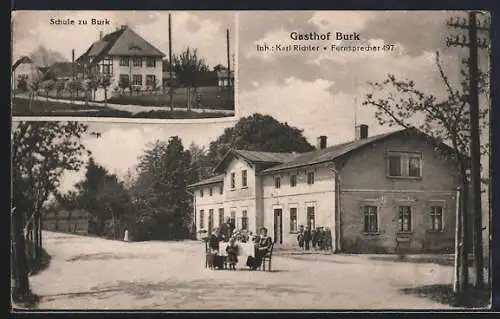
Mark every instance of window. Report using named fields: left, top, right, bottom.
left=146, top=75, right=156, bottom=86
left=275, top=177, right=281, bottom=189
left=209, top=188, right=213, bottom=196
left=230, top=210, right=236, bottom=225
left=289, top=207, right=298, bottom=232
left=132, top=74, right=142, bottom=86
left=290, top=174, right=297, bottom=187
left=230, top=172, right=236, bottom=189
left=199, top=210, right=205, bottom=229
left=208, top=209, right=214, bottom=233
left=218, top=208, right=224, bottom=227
left=409, top=157, right=422, bottom=177
left=119, top=56, right=130, bottom=66
left=307, top=206, right=315, bottom=229
left=398, top=206, right=412, bottom=232
left=387, top=152, right=422, bottom=178
left=388, top=155, right=402, bottom=176
left=199, top=189, right=204, bottom=197
left=219, top=185, right=223, bottom=195
left=132, top=57, right=142, bottom=67
left=363, top=206, right=378, bottom=233
left=241, top=210, right=248, bottom=230
left=430, top=206, right=444, bottom=231
left=146, top=57, right=156, bottom=67
left=101, top=57, right=113, bottom=75
left=307, top=172, right=315, bottom=185
left=241, top=170, right=248, bottom=187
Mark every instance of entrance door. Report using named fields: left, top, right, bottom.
left=273, top=208, right=283, bottom=244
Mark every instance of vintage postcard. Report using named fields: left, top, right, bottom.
left=11, top=11, right=236, bottom=120
left=11, top=10, right=491, bottom=311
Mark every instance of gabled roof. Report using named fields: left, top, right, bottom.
left=77, top=26, right=165, bottom=65
left=187, top=174, right=224, bottom=189
left=213, top=149, right=299, bottom=174
left=262, top=127, right=460, bottom=174
left=12, top=56, right=34, bottom=71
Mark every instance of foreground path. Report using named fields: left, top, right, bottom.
left=29, top=231, right=459, bottom=310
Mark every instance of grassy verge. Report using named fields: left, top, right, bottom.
left=12, top=98, right=233, bottom=119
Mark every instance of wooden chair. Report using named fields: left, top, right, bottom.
left=260, top=243, right=274, bottom=272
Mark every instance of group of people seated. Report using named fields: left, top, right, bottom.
left=206, top=217, right=272, bottom=270
left=297, top=224, right=333, bottom=251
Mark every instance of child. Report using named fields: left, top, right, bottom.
left=225, top=237, right=239, bottom=270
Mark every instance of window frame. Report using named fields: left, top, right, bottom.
left=218, top=208, right=224, bottom=227
left=386, top=151, right=423, bottom=179
left=362, top=205, right=379, bottom=234
left=146, top=57, right=156, bottom=67
left=241, top=210, right=248, bottom=230
left=307, top=171, right=315, bottom=185
left=145, top=74, right=156, bottom=87
left=209, top=187, right=213, bottom=196
left=398, top=206, right=412, bottom=233
left=241, top=170, right=248, bottom=188
left=119, top=56, right=130, bottom=67
left=289, top=206, right=298, bottom=233
left=132, top=74, right=143, bottom=86
left=199, top=209, right=205, bottom=229
left=306, top=204, right=316, bottom=229
left=132, top=57, right=142, bottom=67
left=429, top=205, right=445, bottom=232
left=290, top=174, right=297, bottom=187
left=199, top=189, right=204, bottom=198
left=274, top=176, right=281, bottom=189
left=230, top=172, right=236, bottom=189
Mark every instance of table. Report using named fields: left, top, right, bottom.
left=218, top=241, right=255, bottom=268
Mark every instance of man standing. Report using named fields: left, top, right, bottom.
left=304, top=225, right=312, bottom=251
left=220, top=216, right=234, bottom=242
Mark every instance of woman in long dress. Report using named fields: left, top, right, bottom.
left=246, top=227, right=272, bottom=270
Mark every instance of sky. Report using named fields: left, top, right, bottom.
left=12, top=10, right=236, bottom=68
left=11, top=11, right=491, bottom=194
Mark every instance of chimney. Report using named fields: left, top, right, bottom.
left=99, top=31, right=103, bottom=40
left=317, top=136, right=327, bottom=150
left=355, top=124, right=369, bottom=140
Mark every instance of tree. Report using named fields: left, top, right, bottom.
left=55, top=80, right=66, bottom=99
left=363, top=52, right=489, bottom=296
left=132, top=137, right=193, bottom=240
left=99, top=75, right=112, bottom=106
left=118, top=76, right=130, bottom=94
left=172, top=47, right=210, bottom=110
left=11, top=121, right=99, bottom=302
left=40, top=79, right=55, bottom=102
left=206, top=113, right=315, bottom=167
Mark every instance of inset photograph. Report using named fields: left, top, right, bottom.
left=11, top=11, right=236, bottom=119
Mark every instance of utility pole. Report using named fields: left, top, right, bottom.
left=71, top=49, right=75, bottom=104
left=226, top=28, right=231, bottom=108
left=168, top=13, right=174, bottom=111
left=446, top=11, right=490, bottom=290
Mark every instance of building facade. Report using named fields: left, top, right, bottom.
left=77, top=25, right=165, bottom=95
left=187, top=126, right=462, bottom=253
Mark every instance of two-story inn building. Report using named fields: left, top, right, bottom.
left=187, top=125, right=463, bottom=254
left=77, top=25, right=165, bottom=92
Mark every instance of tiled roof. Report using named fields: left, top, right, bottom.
left=233, top=149, right=298, bottom=163
left=262, top=129, right=407, bottom=173
left=77, top=26, right=165, bottom=65
left=187, top=174, right=224, bottom=189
